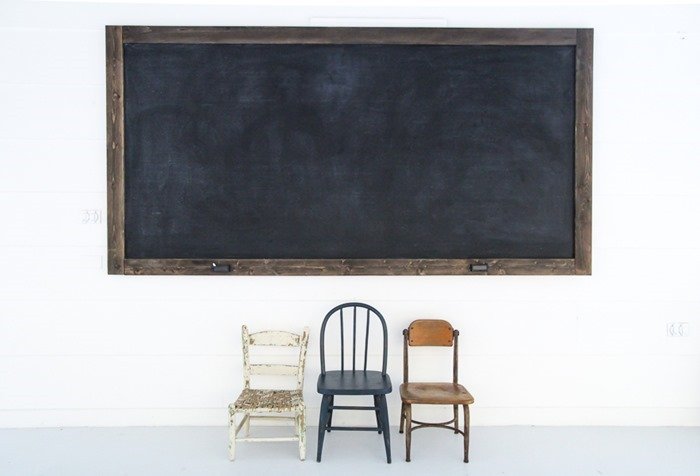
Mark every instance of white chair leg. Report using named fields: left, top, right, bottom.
left=228, top=411, right=237, bottom=461
left=298, top=407, right=306, bottom=461
left=244, top=412, right=251, bottom=437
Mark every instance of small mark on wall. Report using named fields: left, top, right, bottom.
left=666, top=322, right=689, bottom=337
left=81, top=209, right=102, bottom=224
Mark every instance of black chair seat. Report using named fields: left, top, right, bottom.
left=318, top=370, right=392, bottom=395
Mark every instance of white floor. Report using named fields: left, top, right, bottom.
left=1, top=426, right=699, bottom=476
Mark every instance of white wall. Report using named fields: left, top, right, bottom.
left=1, top=1, right=699, bottom=428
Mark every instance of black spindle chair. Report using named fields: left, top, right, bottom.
left=316, top=302, right=392, bottom=463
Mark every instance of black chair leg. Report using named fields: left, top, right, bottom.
left=317, top=395, right=332, bottom=462
left=377, top=394, right=392, bottom=463
left=326, top=395, right=334, bottom=432
left=373, top=395, right=382, bottom=434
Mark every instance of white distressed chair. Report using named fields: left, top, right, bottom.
left=228, top=325, right=310, bottom=461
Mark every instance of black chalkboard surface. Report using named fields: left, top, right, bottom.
left=107, top=27, right=592, bottom=275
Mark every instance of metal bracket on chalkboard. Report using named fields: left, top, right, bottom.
left=469, top=263, right=489, bottom=272
left=211, top=262, right=231, bottom=273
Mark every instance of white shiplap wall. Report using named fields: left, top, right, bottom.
left=1, top=1, right=699, bottom=428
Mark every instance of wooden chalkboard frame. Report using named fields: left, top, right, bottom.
left=106, top=26, right=592, bottom=276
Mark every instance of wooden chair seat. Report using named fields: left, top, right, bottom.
left=317, top=370, right=392, bottom=396
left=400, top=382, right=474, bottom=405
left=231, top=389, right=304, bottom=413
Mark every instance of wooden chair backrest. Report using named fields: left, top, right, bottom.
left=407, top=319, right=454, bottom=346
left=242, top=325, right=310, bottom=390
left=403, top=319, right=459, bottom=384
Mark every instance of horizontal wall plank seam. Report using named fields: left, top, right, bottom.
left=2, top=353, right=700, bottom=357
left=3, top=405, right=699, bottom=411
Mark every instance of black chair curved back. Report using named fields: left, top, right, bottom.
left=316, top=302, right=392, bottom=463
left=319, top=302, right=388, bottom=375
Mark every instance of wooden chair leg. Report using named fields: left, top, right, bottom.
left=374, top=395, right=382, bottom=434
left=453, top=405, right=459, bottom=434
left=326, top=395, right=334, bottom=432
left=404, top=404, right=412, bottom=462
left=298, top=407, right=306, bottom=461
left=228, top=410, right=237, bottom=461
left=377, top=395, right=391, bottom=464
left=463, top=404, right=470, bottom=463
left=399, top=402, right=406, bottom=434
left=316, top=395, right=331, bottom=462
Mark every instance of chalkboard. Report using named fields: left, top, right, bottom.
left=107, top=27, right=592, bottom=275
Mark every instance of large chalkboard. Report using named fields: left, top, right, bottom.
left=107, top=27, right=592, bottom=275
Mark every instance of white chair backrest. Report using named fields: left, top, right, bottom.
left=242, top=325, right=310, bottom=390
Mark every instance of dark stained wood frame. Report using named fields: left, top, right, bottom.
left=106, top=26, right=593, bottom=276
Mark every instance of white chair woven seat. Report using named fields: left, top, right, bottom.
left=231, top=389, right=304, bottom=413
